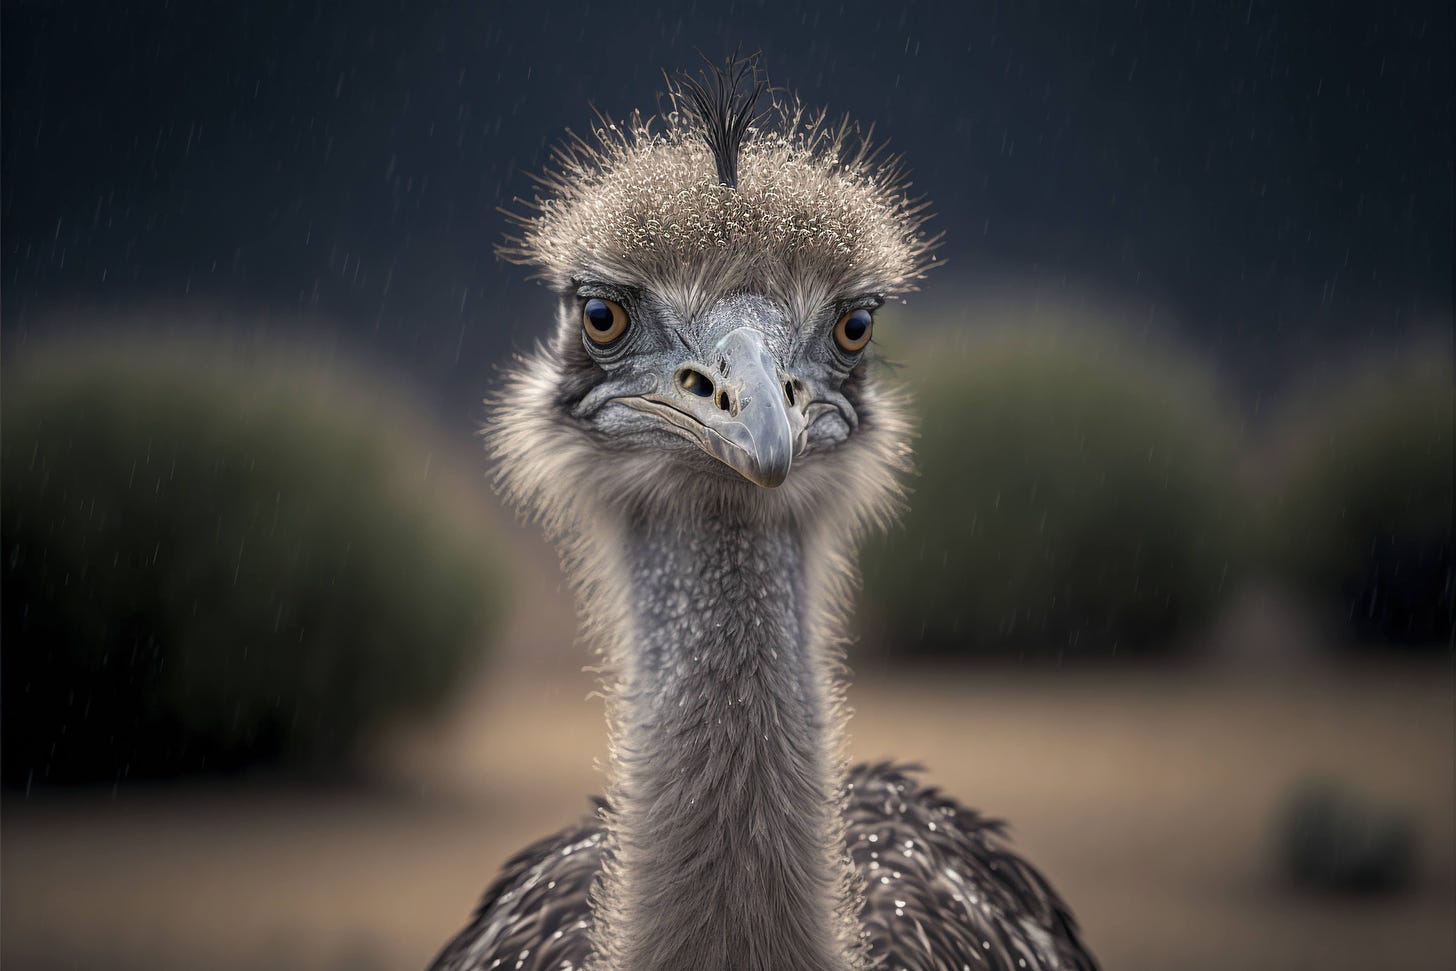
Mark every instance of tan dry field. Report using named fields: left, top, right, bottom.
left=3, top=648, right=1452, bottom=971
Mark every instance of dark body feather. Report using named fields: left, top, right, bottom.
left=429, top=764, right=1097, bottom=971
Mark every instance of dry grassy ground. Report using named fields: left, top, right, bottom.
left=3, top=644, right=1452, bottom=971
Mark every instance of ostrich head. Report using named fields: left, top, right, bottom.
left=480, top=62, right=943, bottom=971
left=492, top=61, right=936, bottom=547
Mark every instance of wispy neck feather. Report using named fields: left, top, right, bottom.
left=592, top=506, right=854, bottom=971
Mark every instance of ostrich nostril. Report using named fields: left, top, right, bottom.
left=717, top=390, right=732, bottom=412
left=784, top=381, right=796, bottom=406
left=677, top=368, right=715, bottom=398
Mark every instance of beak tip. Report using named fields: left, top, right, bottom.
left=747, top=466, right=789, bottom=488
left=708, top=436, right=792, bottom=488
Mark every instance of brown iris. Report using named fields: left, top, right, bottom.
left=583, top=297, right=629, bottom=345
left=834, top=308, right=873, bottom=352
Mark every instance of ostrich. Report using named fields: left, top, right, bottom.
left=431, top=62, right=1098, bottom=971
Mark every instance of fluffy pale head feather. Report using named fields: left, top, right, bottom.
left=502, top=92, right=937, bottom=320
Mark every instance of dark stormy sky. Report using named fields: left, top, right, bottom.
left=3, top=0, right=1451, bottom=423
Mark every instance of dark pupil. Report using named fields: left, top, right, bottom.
left=585, top=299, right=614, bottom=332
left=843, top=310, right=870, bottom=342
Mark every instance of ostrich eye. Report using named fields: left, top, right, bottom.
left=834, top=308, right=874, bottom=353
left=583, top=297, right=629, bottom=345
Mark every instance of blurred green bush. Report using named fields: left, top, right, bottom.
left=1264, top=347, right=1452, bottom=647
left=862, top=321, right=1244, bottom=658
left=2, top=345, right=505, bottom=784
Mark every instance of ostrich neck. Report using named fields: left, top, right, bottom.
left=599, top=506, right=848, bottom=971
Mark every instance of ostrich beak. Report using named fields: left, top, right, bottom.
left=621, top=326, right=802, bottom=488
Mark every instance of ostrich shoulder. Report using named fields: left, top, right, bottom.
left=847, top=762, right=1099, bottom=971
left=427, top=805, right=603, bottom=971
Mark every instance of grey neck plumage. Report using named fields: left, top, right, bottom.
left=596, top=504, right=850, bottom=971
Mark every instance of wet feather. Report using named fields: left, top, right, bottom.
left=429, top=766, right=1097, bottom=971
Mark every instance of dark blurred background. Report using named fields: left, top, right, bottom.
left=2, top=2, right=1452, bottom=970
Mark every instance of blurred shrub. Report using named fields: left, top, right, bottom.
left=862, top=322, right=1244, bottom=658
left=1264, top=347, right=1452, bottom=647
left=2, top=345, right=505, bottom=784
left=1276, top=777, right=1416, bottom=894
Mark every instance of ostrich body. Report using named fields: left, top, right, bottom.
left=431, top=66, right=1097, bottom=971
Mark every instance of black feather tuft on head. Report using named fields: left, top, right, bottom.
left=676, top=53, right=766, bottom=189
